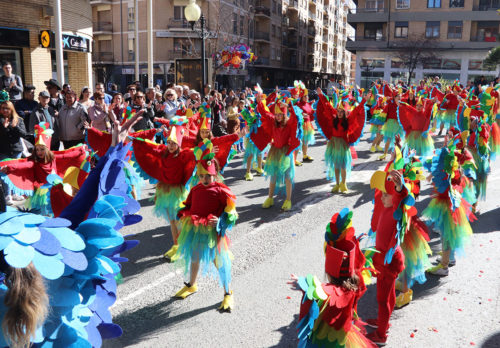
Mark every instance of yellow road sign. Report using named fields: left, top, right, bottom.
left=40, top=30, right=51, bottom=48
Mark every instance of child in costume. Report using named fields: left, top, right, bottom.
left=397, top=97, right=436, bottom=158
left=315, top=88, right=367, bottom=193
left=241, top=102, right=266, bottom=181
left=0, top=114, right=142, bottom=347
left=434, top=84, right=461, bottom=135
left=292, top=208, right=375, bottom=348
left=369, top=145, right=432, bottom=309
left=0, top=123, right=87, bottom=216
left=174, top=140, right=237, bottom=312
left=369, top=94, right=387, bottom=153
left=423, top=134, right=475, bottom=276
left=132, top=117, right=196, bottom=262
left=254, top=93, right=302, bottom=211
left=292, top=81, right=316, bottom=163
left=378, top=92, right=404, bottom=161
left=365, top=165, right=409, bottom=345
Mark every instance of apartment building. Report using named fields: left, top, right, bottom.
left=91, top=0, right=354, bottom=90
left=0, top=0, right=93, bottom=93
left=347, top=0, right=500, bottom=87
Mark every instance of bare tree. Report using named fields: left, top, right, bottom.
left=393, top=34, right=439, bottom=85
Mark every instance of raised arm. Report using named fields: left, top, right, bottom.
left=347, top=99, right=367, bottom=144
left=315, top=89, right=335, bottom=140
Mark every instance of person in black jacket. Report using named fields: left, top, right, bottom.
left=28, top=91, right=59, bottom=150
left=130, top=91, right=154, bottom=131
left=1, top=62, right=23, bottom=102
left=44, top=79, right=65, bottom=112
left=15, top=85, right=38, bottom=124
left=0, top=99, right=27, bottom=160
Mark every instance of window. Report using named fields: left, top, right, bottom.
left=127, top=7, right=135, bottom=31
left=366, top=0, right=385, bottom=11
left=427, top=0, right=441, bottom=8
left=396, top=0, right=410, bottom=9
left=475, top=21, right=499, bottom=42
left=233, top=13, right=238, bottom=33
left=395, top=21, right=408, bottom=38
left=240, top=15, right=244, bottom=35
left=364, top=24, right=384, bottom=40
left=447, top=21, right=462, bottom=39
left=478, top=0, right=500, bottom=10
left=128, top=38, right=135, bottom=60
left=271, top=47, right=276, bottom=60
left=425, top=21, right=440, bottom=38
left=442, top=58, right=461, bottom=70
left=449, top=0, right=464, bottom=7
left=468, top=60, right=488, bottom=71
left=272, top=24, right=276, bottom=37
left=173, top=6, right=185, bottom=20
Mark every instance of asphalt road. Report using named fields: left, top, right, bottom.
left=104, top=130, right=500, bottom=348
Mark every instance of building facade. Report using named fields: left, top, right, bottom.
left=91, top=0, right=354, bottom=91
left=347, top=0, right=500, bottom=87
left=0, top=0, right=93, bottom=94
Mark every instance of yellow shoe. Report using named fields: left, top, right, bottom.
left=219, top=291, right=234, bottom=312
left=295, top=160, right=303, bottom=167
left=376, top=146, right=383, bottom=152
left=331, top=184, right=340, bottom=193
left=174, top=282, right=198, bottom=299
left=255, top=167, right=264, bottom=176
left=163, top=244, right=178, bottom=262
left=395, top=279, right=403, bottom=292
left=431, top=127, right=436, bottom=133
left=303, top=155, right=314, bottom=162
left=262, top=197, right=274, bottom=209
left=378, top=154, right=387, bottom=161
left=370, top=145, right=376, bottom=153
left=281, top=199, right=292, bottom=211
left=339, top=183, right=348, bottom=193
left=395, top=289, right=413, bottom=308
left=244, top=172, right=254, bottom=181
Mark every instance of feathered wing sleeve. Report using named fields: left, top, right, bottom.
left=430, top=87, right=445, bottom=102
left=216, top=183, right=238, bottom=237
left=422, top=99, right=434, bottom=132
left=132, top=138, right=167, bottom=182
left=0, top=158, right=35, bottom=195
left=347, top=100, right=367, bottom=144
left=397, top=103, right=414, bottom=134
left=153, top=118, right=170, bottom=127
left=54, top=146, right=87, bottom=178
left=250, top=101, right=274, bottom=151
left=130, top=128, right=158, bottom=142
left=181, top=135, right=197, bottom=149
left=315, top=93, right=335, bottom=140
left=86, top=127, right=112, bottom=158
left=180, top=149, right=196, bottom=186
left=213, top=133, right=239, bottom=172
left=286, top=104, right=303, bottom=156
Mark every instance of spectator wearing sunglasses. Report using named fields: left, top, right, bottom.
left=130, top=92, right=154, bottom=131
left=88, top=91, right=113, bottom=131
left=162, top=88, right=180, bottom=120
left=124, top=84, right=138, bottom=104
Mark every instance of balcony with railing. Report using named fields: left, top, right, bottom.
left=308, top=11, right=316, bottom=20
left=254, top=57, right=270, bottom=65
left=168, top=18, right=190, bottom=29
left=307, top=26, right=316, bottom=36
left=345, top=35, right=387, bottom=52
left=92, top=51, right=113, bottom=62
left=347, top=6, right=388, bottom=23
left=254, top=31, right=271, bottom=41
left=93, top=21, right=112, bottom=33
left=287, top=0, right=299, bottom=10
left=255, top=6, right=271, bottom=17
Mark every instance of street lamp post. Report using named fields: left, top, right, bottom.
left=185, top=0, right=208, bottom=95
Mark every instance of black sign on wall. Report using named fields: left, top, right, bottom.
left=39, top=30, right=90, bottom=53
left=0, top=27, right=30, bottom=48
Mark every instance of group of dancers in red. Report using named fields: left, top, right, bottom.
left=1, top=78, right=499, bottom=346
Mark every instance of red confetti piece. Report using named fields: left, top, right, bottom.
left=487, top=258, right=491, bottom=261
left=479, top=275, right=482, bottom=277
left=432, top=328, right=438, bottom=332
left=480, top=270, right=484, bottom=273
left=458, top=308, right=463, bottom=311
left=470, top=342, right=476, bottom=346
left=490, top=240, right=493, bottom=243
left=488, top=299, right=492, bottom=302
left=286, top=296, right=291, bottom=299
left=410, top=333, right=415, bottom=338
left=443, top=297, right=447, bottom=301
left=479, top=244, right=483, bottom=247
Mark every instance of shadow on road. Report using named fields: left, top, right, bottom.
left=482, top=331, right=500, bottom=347
left=270, top=314, right=299, bottom=348
left=120, top=226, right=173, bottom=280
left=471, top=207, right=500, bottom=234
left=108, top=298, right=220, bottom=347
